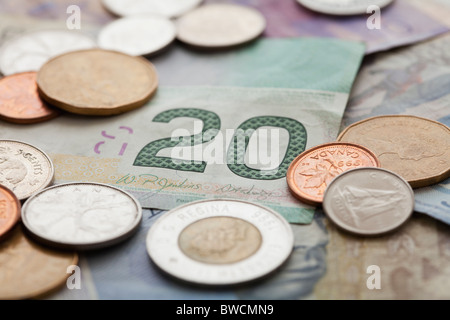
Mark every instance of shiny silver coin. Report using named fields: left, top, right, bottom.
left=323, top=167, right=414, bottom=235
left=176, top=3, right=266, bottom=48
left=21, top=182, right=142, bottom=250
left=297, top=0, right=393, bottom=15
left=98, top=15, right=176, bottom=56
left=101, top=0, right=203, bottom=18
left=0, top=140, right=54, bottom=201
left=146, top=199, right=294, bottom=285
left=0, top=29, right=97, bottom=76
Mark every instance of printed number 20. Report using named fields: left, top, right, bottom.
left=133, top=108, right=307, bottom=180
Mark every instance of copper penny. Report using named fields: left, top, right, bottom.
left=0, top=185, right=21, bottom=239
left=0, top=72, right=59, bottom=124
left=0, top=225, right=78, bottom=300
left=337, top=115, right=450, bottom=188
left=36, top=49, right=158, bottom=116
left=286, top=142, right=380, bottom=206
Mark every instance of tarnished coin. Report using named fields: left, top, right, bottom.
left=98, top=15, right=176, bottom=56
left=296, top=0, right=393, bottom=16
left=0, top=29, right=96, bottom=76
left=176, top=4, right=266, bottom=49
left=0, top=140, right=54, bottom=201
left=146, top=199, right=294, bottom=285
left=101, top=0, right=203, bottom=18
left=286, top=142, right=380, bottom=206
left=0, top=72, right=60, bottom=124
left=21, top=182, right=143, bottom=250
left=0, top=185, right=21, bottom=239
left=337, top=115, right=450, bottom=188
left=323, top=167, right=414, bottom=235
left=36, top=49, right=158, bottom=116
left=0, top=225, right=78, bottom=300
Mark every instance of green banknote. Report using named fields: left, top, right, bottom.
left=0, top=36, right=364, bottom=224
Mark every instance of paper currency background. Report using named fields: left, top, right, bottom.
left=0, top=0, right=449, bottom=300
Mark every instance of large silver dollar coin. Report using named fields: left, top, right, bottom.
left=176, top=3, right=266, bottom=48
left=21, top=182, right=142, bottom=250
left=0, top=140, right=54, bottom=200
left=101, top=0, right=203, bottom=18
left=146, top=199, right=294, bottom=285
left=296, top=0, right=394, bottom=16
left=0, top=29, right=97, bottom=76
left=322, top=167, right=414, bottom=235
left=98, top=15, right=176, bottom=56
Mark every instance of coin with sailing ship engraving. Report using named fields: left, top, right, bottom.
left=146, top=199, right=294, bottom=285
left=176, top=3, right=266, bottom=48
left=98, top=15, right=176, bottom=57
left=323, top=167, right=414, bottom=236
left=0, top=72, right=60, bottom=124
left=0, top=225, right=78, bottom=300
left=0, top=29, right=96, bottom=76
left=337, top=115, right=450, bottom=188
left=296, top=0, right=393, bottom=16
left=101, top=0, right=203, bottom=18
left=0, top=140, right=54, bottom=201
left=21, top=182, right=143, bottom=250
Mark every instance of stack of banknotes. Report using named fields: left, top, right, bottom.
left=0, top=0, right=449, bottom=300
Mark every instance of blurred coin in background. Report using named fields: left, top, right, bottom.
left=0, top=29, right=97, bottom=76
left=296, top=0, right=394, bottom=16
left=98, top=15, right=176, bottom=56
left=176, top=3, right=266, bottom=49
left=101, top=0, right=203, bottom=19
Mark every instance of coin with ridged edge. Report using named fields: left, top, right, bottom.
left=21, top=182, right=143, bottom=250
left=322, top=167, right=414, bottom=236
left=337, top=115, right=450, bottom=188
left=0, top=140, right=54, bottom=201
left=0, top=225, right=78, bottom=300
left=36, top=48, right=158, bottom=116
left=146, top=199, right=294, bottom=285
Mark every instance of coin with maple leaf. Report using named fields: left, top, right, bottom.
left=286, top=142, right=380, bottom=206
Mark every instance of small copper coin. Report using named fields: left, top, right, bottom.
left=286, top=142, right=380, bottom=206
left=0, top=185, right=21, bottom=239
left=0, top=72, right=59, bottom=124
left=337, top=115, right=450, bottom=188
left=0, top=225, right=78, bottom=300
left=37, top=49, right=158, bottom=116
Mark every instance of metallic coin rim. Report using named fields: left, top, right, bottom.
left=175, top=3, right=267, bottom=48
left=0, top=185, right=21, bottom=238
left=36, top=48, right=159, bottom=116
left=0, top=28, right=97, bottom=76
left=21, top=182, right=143, bottom=250
left=0, top=225, right=79, bottom=300
left=296, top=0, right=394, bottom=15
left=0, top=71, right=60, bottom=124
left=286, top=142, right=380, bottom=206
left=146, top=198, right=294, bottom=286
left=0, top=139, right=54, bottom=200
left=98, top=15, right=177, bottom=57
left=322, top=166, right=415, bottom=235
left=101, top=0, right=204, bottom=18
left=337, top=114, right=450, bottom=188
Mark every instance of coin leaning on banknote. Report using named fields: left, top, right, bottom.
left=296, top=0, right=394, bottom=15
left=146, top=199, right=294, bottom=285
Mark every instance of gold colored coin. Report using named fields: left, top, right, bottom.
left=178, top=216, right=262, bottom=265
left=36, top=48, right=158, bottom=116
left=337, top=115, right=450, bottom=188
left=0, top=225, right=78, bottom=300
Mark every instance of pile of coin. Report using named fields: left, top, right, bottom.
left=286, top=114, right=450, bottom=236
